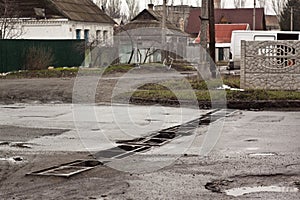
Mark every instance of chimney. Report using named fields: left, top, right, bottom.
left=148, top=3, right=154, bottom=10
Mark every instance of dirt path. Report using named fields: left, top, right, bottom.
left=0, top=77, right=118, bottom=104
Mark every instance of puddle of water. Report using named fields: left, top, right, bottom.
left=246, top=147, right=259, bottom=151
left=249, top=152, right=276, bottom=157
left=225, top=186, right=299, bottom=197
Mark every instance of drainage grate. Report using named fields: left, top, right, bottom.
left=27, top=160, right=101, bottom=177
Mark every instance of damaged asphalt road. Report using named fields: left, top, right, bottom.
left=0, top=104, right=299, bottom=199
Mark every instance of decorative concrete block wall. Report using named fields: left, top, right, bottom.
left=240, top=40, right=300, bottom=90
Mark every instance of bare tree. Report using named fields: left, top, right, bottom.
left=221, top=0, right=226, bottom=8
left=125, top=0, right=139, bottom=20
left=105, top=0, right=121, bottom=18
left=259, top=0, right=267, bottom=8
left=241, top=0, right=246, bottom=8
left=234, top=0, right=246, bottom=8
left=271, top=0, right=287, bottom=20
left=0, top=0, right=23, bottom=39
left=234, top=0, right=240, bottom=8
left=94, top=0, right=108, bottom=10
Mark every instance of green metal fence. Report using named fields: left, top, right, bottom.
left=0, top=39, right=85, bottom=73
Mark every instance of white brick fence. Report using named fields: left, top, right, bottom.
left=240, top=40, right=300, bottom=90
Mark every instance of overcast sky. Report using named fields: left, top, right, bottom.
left=138, top=0, right=276, bottom=15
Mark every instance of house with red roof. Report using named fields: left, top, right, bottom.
left=186, top=8, right=266, bottom=37
left=186, top=8, right=265, bottom=62
left=194, top=23, right=250, bottom=61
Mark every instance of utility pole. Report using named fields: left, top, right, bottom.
left=291, top=7, right=293, bottom=31
left=253, top=0, right=256, bottom=30
left=209, top=0, right=216, bottom=78
left=200, top=0, right=208, bottom=49
left=162, top=0, right=167, bottom=30
left=162, top=0, right=167, bottom=62
left=200, top=0, right=216, bottom=78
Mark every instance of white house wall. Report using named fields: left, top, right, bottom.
left=18, top=19, right=113, bottom=44
left=20, top=20, right=72, bottom=39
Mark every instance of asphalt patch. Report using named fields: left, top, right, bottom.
left=0, top=125, right=70, bottom=142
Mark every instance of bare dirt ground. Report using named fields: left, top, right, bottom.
left=1, top=75, right=299, bottom=110
left=0, top=77, right=118, bottom=104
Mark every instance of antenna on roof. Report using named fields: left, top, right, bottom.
left=101, top=5, right=105, bottom=12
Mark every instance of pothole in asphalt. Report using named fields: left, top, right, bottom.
left=225, top=186, right=299, bottom=197
left=145, top=118, right=161, bottom=122
left=97, top=109, right=236, bottom=161
left=0, top=125, right=69, bottom=142
left=154, top=132, right=176, bottom=139
left=251, top=115, right=285, bottom=123
left=0, top=141, right=36, bottom=149
left=117, top=145, right=144, bottom=151
left=116, top=137, right=146, bottom=144
left=206, top=174, right=300, bottom=197
left=2, top=106, right=25, bottom=109
left=244, top=139, right=258, bottom=142
left=0, top=156, right=24, bottom=162
left=142, top=138, right=168, bottom=146
left=0, top=141, right=10, bottom=145
left=28, top=109, right=236, bottom=177
left=10, top=142, right=33, bottom=149
left=91, top=128, right=101, bottom=131
left=27, top=160, right=102, bottom=177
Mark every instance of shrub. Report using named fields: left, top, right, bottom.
left=23, top=46, right=54, bottom=70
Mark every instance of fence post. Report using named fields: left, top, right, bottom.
left=240, top=40, right=246, bottom=89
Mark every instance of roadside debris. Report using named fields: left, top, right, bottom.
left=217, top=84, right=245, bottom=91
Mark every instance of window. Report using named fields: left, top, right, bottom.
left=84, top=29, right=89, bottom=41
left=76, top=29, right=81, bottom=40
left=96, top=30, right=101, bottom=40
left=277, top=33, right=299, bottom=40
left=103, top=30, right=108, bottom=42
left=218, top=48, right=224, bottom=61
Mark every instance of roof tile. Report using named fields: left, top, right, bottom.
left=186, top=8, right=266, bottom=34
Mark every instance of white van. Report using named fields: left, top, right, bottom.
left=229, top=30, right=300, bottom=69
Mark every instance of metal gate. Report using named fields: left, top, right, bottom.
left=0, top=39, right=85, bottom=73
